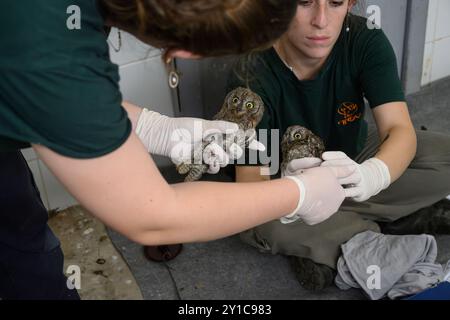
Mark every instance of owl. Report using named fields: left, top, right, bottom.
left=280, top=125, right=325, bottom=174
left=177, top=87, right=265, bottom=182
left=214, top=87, right=265, bottom=131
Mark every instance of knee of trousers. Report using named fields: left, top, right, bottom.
left=414, top=131, right=450, bottom=168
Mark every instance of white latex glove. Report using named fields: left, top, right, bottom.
left=135, top=108, right=265, bottom=173
left=320, top=151, right=391, bottom=202
left=281, top=158, right=323, bottom=177
left=281, top=164, right=357, bottom=225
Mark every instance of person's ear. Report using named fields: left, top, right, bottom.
left=348, top=0, right=355, bottom=12
left=164, top=49, right=202, bottom=62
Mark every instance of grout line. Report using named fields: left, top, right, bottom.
left=428, top=0, right=439, bottom=85
left=428, top=41, right=435, bottom=85
left=117, top=52, right=164, bottom=69
left=433, top=35, right=450, bottom=42
left=432, top=0, right=439, bottom=42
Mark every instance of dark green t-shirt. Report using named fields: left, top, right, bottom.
left=0, top=0, right=131, bottom=158
left=229, top=14, right=405, bottom=170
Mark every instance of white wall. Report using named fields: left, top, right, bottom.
left=23, top=29, right=177, bottom=211
left=422, top=0, right=450, bottom=86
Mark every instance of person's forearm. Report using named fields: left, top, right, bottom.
left=119, top=101, right=296, bottom=244
left=235, top=166, right=271, bottom=183
left=34, top=132, right=300, bottom=247
left=374, top=125, right=417, bottom=182
left=137, top=178, right=299, bottom=245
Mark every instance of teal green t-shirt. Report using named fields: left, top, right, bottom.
left=0, top=0, right=131, bottom=158
left=229, top=14, right=405, bottom=169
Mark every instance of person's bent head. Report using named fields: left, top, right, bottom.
left=99, top=0, right=298, bottom=59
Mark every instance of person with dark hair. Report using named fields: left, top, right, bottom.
left=230, top=0, right=450, bottom=291
left=0, top=0, right=357, bottom=299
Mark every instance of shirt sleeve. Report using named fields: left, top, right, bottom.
left=358, top=29, right=406, bottom=108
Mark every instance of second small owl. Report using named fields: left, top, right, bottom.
left=281, top=125, right=325, bottom=174
left=177, top=87, right=265, bottom=182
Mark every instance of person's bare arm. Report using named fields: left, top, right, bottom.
left=33, top=133, right=299, bottom=246
left=121, top=101, right=142, bottom=131
left=372, top=101, right=417, bottom=182
left=235, top=166, right=270, bottom=183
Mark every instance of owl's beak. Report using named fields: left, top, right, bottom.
left=236, top=105, right=247, bottom=116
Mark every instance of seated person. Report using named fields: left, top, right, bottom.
left=228, top=0, right=450, bottom=291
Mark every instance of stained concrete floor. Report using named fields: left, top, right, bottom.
left=102, top=76, right=450, bottom=300
left=49, top=206, right=143, bottom=300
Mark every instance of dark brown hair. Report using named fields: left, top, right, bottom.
left=99, top=0, right=298, bottom=57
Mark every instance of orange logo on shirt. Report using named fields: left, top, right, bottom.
left=337, top=102, right=362, bottom=126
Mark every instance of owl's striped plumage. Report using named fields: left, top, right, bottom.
left=281, top=125, right=325, bottom=174
left=177, top=87, right=265, bottom=182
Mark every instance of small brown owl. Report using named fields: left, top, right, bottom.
left=177, top=87, right=265, bottom=182
left=281, top=125, right=325, bottom=174
left=214, top=87, right=265, bottom=131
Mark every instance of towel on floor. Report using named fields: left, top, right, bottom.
left=335, top=230, right=450, bottom=300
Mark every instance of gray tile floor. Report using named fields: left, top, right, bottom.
left=108, top=76, right=450, bottom=300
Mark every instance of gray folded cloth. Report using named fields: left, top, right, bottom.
left=335, top=230, right=450, bottom=300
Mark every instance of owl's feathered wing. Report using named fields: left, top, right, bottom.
left=213, top=103, right=230, bottom=122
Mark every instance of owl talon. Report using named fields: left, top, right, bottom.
left=177, top=163, right=190, bottom=175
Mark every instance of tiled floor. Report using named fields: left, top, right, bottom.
left=107, top=76, right=450, bottom=300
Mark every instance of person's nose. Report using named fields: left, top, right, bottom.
left=311, top=3, right=328, bottom=29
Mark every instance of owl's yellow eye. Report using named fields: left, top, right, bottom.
left=232, top=97, right=239, bottom=104
left=245, top=102, right=255, bottom=110
left=294, top=133, right=302, bottom=140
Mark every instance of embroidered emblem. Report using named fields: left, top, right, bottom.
left=337, top=102, right=362, bottom=126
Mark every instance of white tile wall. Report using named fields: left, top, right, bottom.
left=22, top=28, right=177, bottom=211
left=111, top=29, right=176, bottom=118
left=425, top=0, right=438, bottom=43
left=421, top=42, right=434, bottom=86
left=26, top=158, right=50, bottom=210
left=434, top=0, right=450, bottom=40
left=108, top=29, right=163, bottom=66
left=115, top=29, right=176, bottom=168
left=21, top=147, right=38, bottom=162
left=431, top=36, right=450, bottom=83
left=118, top=56, right=176, bottom=117
left=422, top=0, right=450, bottom=85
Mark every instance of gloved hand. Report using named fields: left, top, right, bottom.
left=320, top=151, right=391, bottom=202
left=281, top=158, right=323, bottom=177
left=135, top=108, right=265, bottom=174
left=282, top=164, right=357, bottom=225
